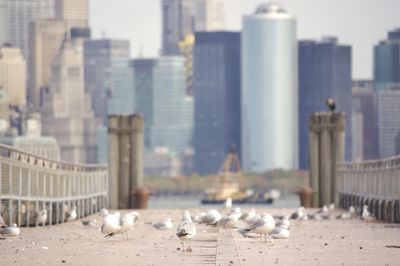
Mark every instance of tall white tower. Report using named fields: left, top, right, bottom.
left=241, top=3, right=298, bottom=172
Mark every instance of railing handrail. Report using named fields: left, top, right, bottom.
left=0, top=143, right=108, bottom=171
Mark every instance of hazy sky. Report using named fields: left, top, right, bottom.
left=90, top=0, right=400, bottom=79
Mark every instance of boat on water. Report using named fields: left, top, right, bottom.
left=200, top=149, right=274, bottom=205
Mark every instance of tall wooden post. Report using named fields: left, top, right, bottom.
left=118, top=116, right=131, bottom=209
left=107, top=114, right=145, bottom=209
left=107, top=116, right=120, bottom=209
left=129, top=115, right=144, bottom=207
left=309, top=114, right=320, bottom=207
left=309, top=112, right=346, bottom=207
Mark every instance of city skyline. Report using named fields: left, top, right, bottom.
left=90, top=0, right=400, bottom=79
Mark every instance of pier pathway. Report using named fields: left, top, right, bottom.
left=1, top=208, right=399, bottom=265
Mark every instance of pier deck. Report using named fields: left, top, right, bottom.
left=1, top=208, right=399, bottom=265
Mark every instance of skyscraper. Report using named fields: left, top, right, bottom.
left=161, top=0, right=225, bottom=56
left=192, top=0, right=225, bottom=31
left=352, top=80, right=377, bottom=161
left=132, top=57, right=193, bottom=155
left=0, top=0, right=55, bottom=59
left=28, top=19, right=67, bottom=111
left=41, top=39, right=97, bottom=163
left=55, top=0, right=89, bottom=32
left=0, top=45, right=26, bottom=107
left=161, top=0, right=193, bottom=56
left=84, top=39, right=131, bottom=124
left=374, top=28, right=400, bottom=91
left=298, top=37, right=352, bottom=169
left=193, top=31, right=241, bottom=175
left=242, top=3, right=298, bottom=172
left=377, top=86, right=400, bottom=158
left=107, top=59, right=135, bottom=116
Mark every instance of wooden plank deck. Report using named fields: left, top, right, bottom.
left=1, top=208, right=400, bottom=265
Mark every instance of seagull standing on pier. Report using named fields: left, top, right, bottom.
left=361, top=205, right=374, bottom=221
left=66, top=206, right=77, bottom=222
left=153, top=218, right=173, bottom=230
left=200, top=209, right=222, bottom=225
left=176, top=210, right=196, bottom=252
left=100, top=209, right=121, bottom=239
left=240, top=208, right=256, bottom=224
left=289, top=207, right=304, bottom=220
left=36, top=209, right=47, bottom=226
left=246, top=213, right=275, bottom=242
left=218, top=207, right=241, bottom=235
left=271, top=224, right=290, bottom=239
left=0, top=223, right=20, bottom=236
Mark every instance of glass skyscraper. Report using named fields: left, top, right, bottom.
left=298, top=37, right=352, bottom=169
left=193, top=31, right=241, bottom=175
left=374, top=29, right=400, bottom=91
left=132, top=57, right=193, bottom=155
left=108, top=59, right=134, bottom=115
left=84, top=39, right=131, bottom=124
left=242, top=3, right=298, bottom=172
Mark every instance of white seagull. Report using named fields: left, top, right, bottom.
left=218, top=207, right=241, bottom=235
left=66, top=206, right=77, bottom=222
left=0, top=223, right=20, bottom=236
left=246, top=213, right=276, bottom=242
left=240, top=208, right=256, bottom=224
left=176, top=210, right=196, bottom=252
left=361, top=205, right=374, bottom=221
left=153, top=218, right=173, bottom=230
left=289, top=207, right=304, bottom=220
left=200, top=209, right=222, bottom=225
left=99, top=209, right=121, bottom=239
left=271, top=225, right=290, bottom=239
left=117, top=212, right=136, bottom=239
left=36, top=209, right=47, bottom=226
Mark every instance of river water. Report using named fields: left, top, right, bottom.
left=148, top=194, right=300, bottom=209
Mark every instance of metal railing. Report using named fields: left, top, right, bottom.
left=337, top=155, right=400, bottom=223
left=0, top=143, right=108, bottom=226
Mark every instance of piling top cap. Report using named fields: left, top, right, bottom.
left=296, top=187, right=315, bottom=194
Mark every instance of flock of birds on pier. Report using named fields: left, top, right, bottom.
left=0, top=198, right=376, bottom=253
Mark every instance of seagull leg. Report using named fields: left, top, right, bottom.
left=181, top=241, right=185, bottom=252
left=187, top=240, right=192, bottom=252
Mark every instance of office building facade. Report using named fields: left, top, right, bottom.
left=193, top=31, right=241, bottom=175
left=84, top=39, right=131, bottom=124
left=132, top=57, right=193, bottom=155
left=242, top=3, right=298, bottom=172
left=298, top=37, right=352, bottom=169
left=374, top=28, right=400, bottom=91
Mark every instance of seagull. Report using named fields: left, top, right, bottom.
left=275, top=216, right=290, bottom=228
left=66, top=206, right=77, bottom=222
left=240, top=208, right=256, bottom=224
left=289, top=207, right=304, bottom=220
left=36, top=209, right=47, bottom=226
left=153, top=218, right=173, bottom=230
left=336, top=206, right=356, bottom=219
left=361, top=205, right=374, bottom=221
left=117, top=212, right=136, bottom=239
left=200, top=209, right=222, bottom=225
left=129, top=211, right=140, bottom=222
left=224, top=197, right=232, bottom=210
left=100, top=209, right=121, bottom=239
left=176, top=210, right=196, bottom=252
left=0, top=223, right=20, bottom=236
left=271, top=225, right=290, bottom=239
left=81, top=219, right=97, bottom=227
left=325, top=98, right=336, bottom=112
left=246, top=213, right=275, bottom=242
left=218, top=207, right=241, bottom=235
left=237, top=227, right=259, bottom=238
left=191, top=211, right=205, bottom=223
